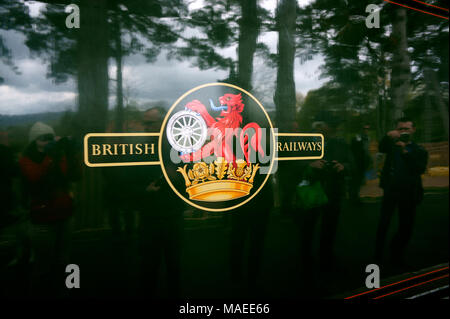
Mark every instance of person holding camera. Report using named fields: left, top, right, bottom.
left=294, top=114, right=353, bottom=294
left=19, top=122, right=80, bottom=296
left=374, top=117, right=428, bottom=268
left=135, top=107, right=185, bottom=298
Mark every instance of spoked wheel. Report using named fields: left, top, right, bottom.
left=166, top=110, right=208, bottom=153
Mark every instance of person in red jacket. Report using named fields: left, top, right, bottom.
left=20, top=122, right=80, bottom=296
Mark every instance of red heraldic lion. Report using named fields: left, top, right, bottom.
left=180, top=93, right=265, bottom=164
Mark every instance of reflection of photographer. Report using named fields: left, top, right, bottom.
left=136, top=107, right=184, bottom=298
left=375, top=117, right=428, bottom=267
left=296, top=115, right=352, bottom=282
left=19, top=122, right=80, bottom=296
left=20, top=122, right=80, bottom=223
left=310, top=159, right=345, bottom=175
left=309, top=119, right=350, bottom=201
left=44, top=135, right=78, bottom=162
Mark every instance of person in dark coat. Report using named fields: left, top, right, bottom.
left=136, top=107, right=185, bottom=298
left=230, top=176, right=273, bottom=296
left=294, top=114, right=353, bottom=295
left=374, top=117, right=428, bottom=267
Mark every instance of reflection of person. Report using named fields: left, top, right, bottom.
left=350, top=124, right=371, bottom=204
left=104, top=166, right=137, bottom=241
left=279, top=121, right=301, bottom=213
left=296, top=115, right=352, bottom=285
left=375, top=118, right=428, bottom=267
left=137, top=107, right=185, bottom=298
left=19, top=122, right=80, bottom=296
left=0, top=143, right=19, bottom=230
left=230, top=176, right=273, bottom=296
left=0, top=142, right=31, bottom=269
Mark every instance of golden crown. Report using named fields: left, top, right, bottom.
left=176, top=157, right=260, bottom=202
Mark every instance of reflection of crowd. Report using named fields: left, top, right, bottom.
left=0, top=113, right=429, bottom=298
left=289, top=115, right=428, bottom=293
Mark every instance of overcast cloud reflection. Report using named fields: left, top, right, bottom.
left=0, top=1, right=323, bottom=116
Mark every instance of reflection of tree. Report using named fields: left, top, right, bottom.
left=237, top=0, right=260, bottom=91
left=389, top=7, right=410, bottom=129
left=25, top=0, right=185, bottom=133
left=406, top=5, right=449, bottom=140
left=298, top=84, right=376, bottom=140
left=170, top=0, right=238, bottom=75
left=297, top=0, right=386, bottom=135
left=77, top=0, right=109, bottom=134
left=274, top=0, right=297, bottom=132
left=0, top=0, right=31, bottom=83
left=169, top=0, right=274, bottom=127
left=22, top=0, right=185, bottom=228
left=297, top=0, right=448, bottom=140
left=108, top=0, right=185, bottom=131
left=171, top=0, right=271, bottom=90
left=251, top=58, right=276, bottom=107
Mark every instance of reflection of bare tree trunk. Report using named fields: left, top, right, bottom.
left=376, top=73, right=384, bottom=140
left=382, top=70, right=390, bottom=135
left=75, top=0, right=109, bottom=229
left=377, top=91, right=383, bottom=140
left=424, top=68, right=449, bottom=139
left=238, top=0, right=259, bottom=92
left=274, top=0, right=297, bottom=214
left=375, top=50, right=387, bottom=140
left=77, top=0, right=109, bottom=133
left=389, top=8, right=410, bottom=129
left=114, top=15, right=124, bottom=132
left=274, top=0, right=296, bottom=132
left=238, top=0, right=260, bottom=122
left=423, top=84, right=433, bottom=142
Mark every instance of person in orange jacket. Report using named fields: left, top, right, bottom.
left=20, top=122, right=80, bottom=296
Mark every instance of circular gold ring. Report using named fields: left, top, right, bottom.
left=159, top=82, right=276, bottom=212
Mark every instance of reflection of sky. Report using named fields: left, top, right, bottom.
left=0, top=0, right=323, bottom=116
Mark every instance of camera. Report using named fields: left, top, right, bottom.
left=399, top=132, right=410, bottom=143
left=324, top=161, right=334, bottom=169
left=45, top=136, right=77, bottom=158
left=323, top=161, right=337, bottom=174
